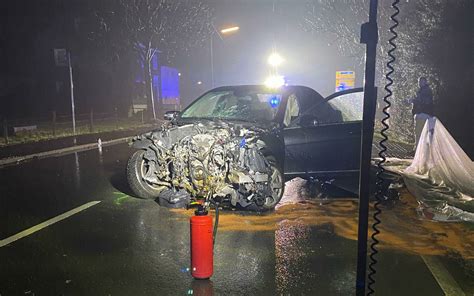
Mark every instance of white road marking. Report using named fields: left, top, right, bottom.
left=421, top=255, right=466, bottom=296
left=0, top=201, right=101, bottom=247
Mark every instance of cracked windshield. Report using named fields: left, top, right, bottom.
left=0, top=0, right=472, bottom=295
left=181, top=90, right=282, bottom=122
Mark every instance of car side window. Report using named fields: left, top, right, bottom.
left=304, top=101, right=341, bottom=124
left=283, top=94, right=300, bottom=127
left=307, top=92, right=363, bottom=124
left=328, top=92, right=364, bottom=122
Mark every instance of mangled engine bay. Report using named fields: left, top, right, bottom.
left=134, top=122, right=281, bottom=209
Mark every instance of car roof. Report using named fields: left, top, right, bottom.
left=210, top=84, right=317, bottom=95
left=209, top=85, right=325, bottom=110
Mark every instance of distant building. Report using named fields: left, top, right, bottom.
left=161, top=66, right=180, bottom=110
left=132, top=49, right=181, bottom=115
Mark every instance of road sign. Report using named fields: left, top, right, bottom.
left=54, top=48, right=67, bottom=66
left=335, top=71, right=355, bottom=92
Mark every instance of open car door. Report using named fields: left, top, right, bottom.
left=283, top=88, right=364, bottom=178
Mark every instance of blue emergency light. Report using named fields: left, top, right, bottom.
left=269, top=96, right=280, bottom=108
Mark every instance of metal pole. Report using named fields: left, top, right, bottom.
left=52, top=111, right=57, bottom=137
left=3, top=118, right=8, bottom=144
left=89, top=109, right=94, bottom=133
left=68, top=51, right=76, bottom=137
left=114, top=107, right=119, bottom=129
left=356, top=0, right=379, bottom=295
left=149, top=66, right=157, bottom=121
left=210, top=34, right=214, bottom=88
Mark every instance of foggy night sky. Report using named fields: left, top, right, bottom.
left=0, top=0, right=363, bottom=116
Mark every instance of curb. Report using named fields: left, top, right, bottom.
left=0, top=137, right=131, bottom=168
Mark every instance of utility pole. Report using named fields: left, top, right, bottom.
left=210, top=35, right=214, bottom=88
left=149, top=58, right=157, bottom=121
left=209, top=24, right=238, bottom=88
left=68, top=51, right=76, bottom=138
left=355, top=0, right=379, bottom=295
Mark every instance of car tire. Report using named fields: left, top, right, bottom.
left=126, top=149, right=163, bottom=199
left=249, top=155, right=284, bottom=212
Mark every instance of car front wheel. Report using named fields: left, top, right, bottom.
left=262, top=156, right=284, bottom=210
left=126, top=149, right=164, bottom=199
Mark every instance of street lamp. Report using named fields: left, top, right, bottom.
left=220, top=26, right=239, bottom=34
left=265, top=52, right=285, bottom=88
left=267, top=52, right=284, bottom=67
left=264, top=75, right=285, bottom=89
left=210, top=24, right=239, bottom=88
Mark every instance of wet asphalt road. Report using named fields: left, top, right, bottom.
left=0, top=143, right=472, bottom=295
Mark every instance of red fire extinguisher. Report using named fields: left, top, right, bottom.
left=190, top=205, right=213, bottom=279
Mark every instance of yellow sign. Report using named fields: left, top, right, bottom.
left=335, top=71, right=355, bottom=92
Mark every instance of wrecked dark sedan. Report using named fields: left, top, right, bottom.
left=126, top=85, right=364, bottom=211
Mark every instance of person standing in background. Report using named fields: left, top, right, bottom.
left=408, top=77, right=434, bottom=150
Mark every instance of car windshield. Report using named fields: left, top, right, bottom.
left=180, top=90, right=282, bottom=122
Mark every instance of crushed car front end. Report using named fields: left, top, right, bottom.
left=127, top=86, right=286, bottom=211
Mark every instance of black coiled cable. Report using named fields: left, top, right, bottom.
left=209, top=199, right=219, bottom=247
left=367, top=1, right=399, bottom=295
left=213, top=202, right=219, bottom=247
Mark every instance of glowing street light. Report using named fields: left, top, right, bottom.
left=197, top=81, right=202, bottom=85
left=220, top=26, right=239, bottom=34
left=267, top=52, right=284, bottom=67
left=209, top=24, right=240, bottom=88
left=264, top=75, right=285, bottom=89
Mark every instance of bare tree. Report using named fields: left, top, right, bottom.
left=95, top=0, right=212, bottom=120
left=122, top=0, right=212, bottom=120
left=300, top=0, right=452, bottom=143
left=301, top=0, right=406, bottom=80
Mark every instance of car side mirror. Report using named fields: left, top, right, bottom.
left=164, top=111, right=179, bottom=121
left=300, top=114, right=319, bottom=127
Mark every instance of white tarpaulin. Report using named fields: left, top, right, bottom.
left=385, top=117, right=474, bottom=222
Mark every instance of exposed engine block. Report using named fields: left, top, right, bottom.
left=141, top=123, right=274, bottom=207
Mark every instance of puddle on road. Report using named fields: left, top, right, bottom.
left=172, top=180, right=474, bottom=259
